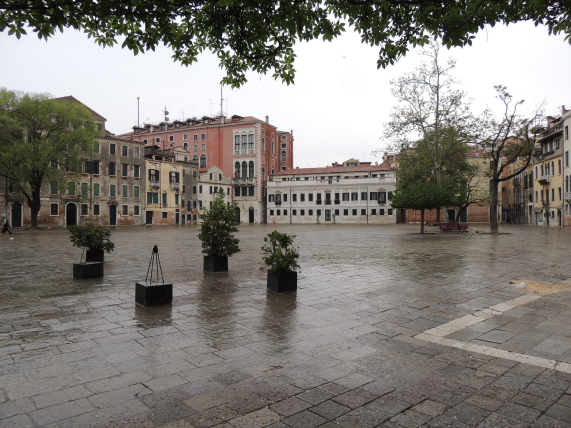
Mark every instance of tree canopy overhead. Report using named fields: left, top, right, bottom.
left=1, top=1, right=570, bottom=86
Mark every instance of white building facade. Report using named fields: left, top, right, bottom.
left=266, top=162, right=397, bottom=224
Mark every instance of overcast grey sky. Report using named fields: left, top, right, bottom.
left=1, top=21, right=570, bottom=168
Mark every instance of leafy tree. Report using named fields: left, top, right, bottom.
left=481, top=86, right=540, bottom=234
left=0, top=88, right=99, bottom=229
left=260, top=231, right=300, bottom=273
left=1, top=1, right=570, bottom=86
left=198, top=189, right=241, bottom=257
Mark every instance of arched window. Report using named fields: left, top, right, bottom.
left=192, top=154, right=198, bottom=162
left=262, top=167, right=266, bottom=181
left=234, top=135, right=240, bottom=151
left=281, top=151, right=287, bottom=162
left=241, top=135, right=247, bottom=152
left=552, top=161, right=555, bottom=175
left=248, top=134, right=254, bottom=151
left=242, top=161, right=247, bottom=178
left=249, top=161, right=254, bottom=178
left=235, top=162, right=240, bottom=178
left=200, top=154, right=207, bottom=168
left=183, top=143, right=188, bottom=150
left=559, top=159, right=562, bottom=174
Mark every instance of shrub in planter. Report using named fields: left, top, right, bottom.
left=198, top=189, right=240, bottom=272
left=261, top=231, right=300, bottom=292
left=68, top=223, right=114, bottom=263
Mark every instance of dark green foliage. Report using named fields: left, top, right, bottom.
left=68, top=223, right=114, bottom=253
left=1, top=2, right=570, bottom=86
left=198, top=189, right=240, bottom=257
left=261, top=231, right=300, bottom=274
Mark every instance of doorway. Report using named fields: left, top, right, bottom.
left=447, top=209, right=456, bottom=222
left=146, top=211, right=153, bottom=225
left=66, top=203, right=77, bottom=226
left=109, top=205, right=117, bottom=226
left=249, top=207, right=254, bottom=224
left=325, top=209, right=331, bottom=221
left=11, top=202, right=22, bottom=227
left=175, top=209, right=180, bottom=225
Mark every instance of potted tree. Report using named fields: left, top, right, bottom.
left=198, top=189, right=241, bottom=272
left=261, top=231, right=300, bottom=292
left=68, top=223, right=114, bottom=278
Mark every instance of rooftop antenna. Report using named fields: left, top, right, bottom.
left=220, top=83, right=223, bottom=118
left=209, top=99, right=212, bottom=116
left=163, top=106, right=169, bottom=122
left=137, top=96, right=140, bottom=127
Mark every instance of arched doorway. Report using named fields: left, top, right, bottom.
left=109, top=205, right=117, bottom=226
left=11, top=203, right=22, bottom=227
left=66, top=203, right=77, bottom=226
left=248, top=207, right=254, bottom=224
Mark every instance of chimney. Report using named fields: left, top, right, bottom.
left=296, top=166, right=299, bottom=169
left=221, top=115, right=225, bottom=124
left=265, top=115, right=269, bottom=124
left=375, top=161, right=378, bottom=166
left=563, top=105, right=569, bottom=115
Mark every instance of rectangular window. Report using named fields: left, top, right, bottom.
left=283, top=194, right=287, bottom=202
left=194, top=134, right=198, bottom=141
left=235, top=187, right=240, bottom=197
left=334, top=209, right=340, bottom=215
left=109, top=143, right=116, bottom=155
left=148, top=169, right=159, bottom=181
left=134, top=165, right=140, bottom=178
left=175, top=194, right=179, bottom=205
left=50, top=182, right=58, bottom=195
left=309, top=193, right=313, bottom=202
left=380, top=209, right=385, bottom=215
left=379, top=192, right=387, bottom=203
left=147, top=192, right=158, bottom=204
left=293, top=209, right=297, bottom=215
left=122, top=145, right=128, bottom=157
left=308, top=209, right=313, bottom=215
left=183, top=134, right=188, bottom=140
left=241, top=186, right=247, bottom=196
left=351, top=193, right=358, bottom=201
left=292, top=194, right=297, bottom=202
left=122, top=205, right=129, bottom=216
left=68, top=182, right=76, bottom=196
left=81, top=204, right=88, bottom=216
left=552, top=189, right=555, bottom=201
left=134, top=205, right=140, bottom=216
left=388, top=191, right=393, bottom=201
left=270, top=210, right=274, bottom=216
left=300, top=209, right=305, bottom=215
left=300, top=193, right=305, bottom=202
left=283, top=210, right=287, bottom=215
left=163, top=193, right=168, bottom=205
left=388, top=209, right=393, bottom=215
left=134, top=186, right=140, bottom=198
left=370, top=192, right=377, bottom=200
left=50, top=203, right=58, bottom=216
left=133, top=147, right=139, bottom=158
left=371, top=209, right=376, bottom=215
left=277, top=210, right=281, bottom=216
left=559, top=188, right=562, bottom=201
left=122, top=164, right=128, bottom=177
left=81, top=182, right=88, bottom=196
left=194, top=145, right=198, bottom=151
left=566, top=126, right=569, bottom=140
left=249, top=186, right=255, bottom=196
left=343, top=209, right=348, bottom=215
left=162, top=212, right=168, bottom=219
left=342, top=193, right=349, bottom=201
left=361, top=192, right=367, bottom=201
left=110, top=184, right=116, bottom=197
left=94, top=204, right=100, bottom=216
left=317, top=209, right=321, bottom=216
left=201, top=134, right=206, bottom=140
left=109, top=163, right=116, bottom=176
left=94, top=141, right=100, bottom=153
left=193, top=186, right=197, bottom=194
left=361, top=209, right=366, bottom=215
left=122, top=185, right=128, bottom=198
left=352, top=209, right=357, bottom=215
left=93, top=183, right=100, bottom=197
left=209, top=186, right=213, bottom=194
left=169, top=135, right=174, bottom=142
left=199, top=185, right=203, bottom=193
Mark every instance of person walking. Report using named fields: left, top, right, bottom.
left=0, top=214, right=14, bottom=240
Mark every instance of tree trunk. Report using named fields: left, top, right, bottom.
left=30, top=186, right=42, bottom=229
left=490, top=178, right=499, bottom=234
left=420, top=209, right=425, bottom=234
left=436, top=208, right=441, bottom=222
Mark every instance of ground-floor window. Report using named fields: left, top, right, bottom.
left=293, top=210, right=297, bottom=215
left=193, top=214, right=197, bottom=220
left=344, top=209, right=348, bottom=215
left=122, top=205, right=129, bottom=216
left=277, top=210, right=281, bottom=215
left=352, top=209, right=357, bottom=215
left=162, top=212, right=168, bottom=219
left=270, top=210, right=274, bottom=215
left=283, top=210, right=287, bottom=215
left=380, top=209, right=385, bottom=215
left=81, top=204, right=88, bottom=216
left=93, top=204, right=100, bottom=216
left=317, top=210, right=321, bottom=216
left=388, top=209, right=393, bottom=215
left=134, top=205, right=140, bottom=216
left=50, top=203, right=58, bottom=216
left=309, top=209, right=313, bottom=215
left=300, top=209, right=305, bottom=215
left=361, top=209, right=366, bottom=215
left=335, top=209, right=339, bottom=216
left=371, top=209, right=376, bottom=215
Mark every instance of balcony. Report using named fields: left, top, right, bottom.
left=378, top=200, right=386, bottom=205
left=334, top=199, right=340, bottom=205
left=513, top=177, right=521, bottom=186
left=325, top=200, right=331, bottom=205
left=565, top=192, right=571, bottom=201
left=149, top=180, right=160, bottom=189
left=232, top=177, right=255, bottom=183
left=170, top=182, right=180, bottom=190
left=538, top=175, right=551, bottom=185
left=275, top=201, right=281, bottom=206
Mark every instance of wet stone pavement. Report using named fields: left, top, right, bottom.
left=2, top=223, right=571, bottom=427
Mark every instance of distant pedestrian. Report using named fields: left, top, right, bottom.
left=0, top=214, right=14, bottom=240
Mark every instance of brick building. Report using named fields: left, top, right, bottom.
left=118, top=115, right=294, bottom=223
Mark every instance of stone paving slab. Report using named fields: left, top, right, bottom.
left=2, top=224, right=571, bottom=427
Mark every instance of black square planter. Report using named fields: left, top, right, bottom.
left=135, top=281, right=173, bottom=307
left=204, top=255, right=228, bottom=272
left=73, top=262, right=104, bottom=279
left=86, top=249, right=105, bottom=263
left=267, top=270, right=297, bottom=292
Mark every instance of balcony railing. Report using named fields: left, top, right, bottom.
left=275, top=201, right=281, bottom=206
left=325, top=200, right=331, bottom=205
left=565, top=192, right=571, bottom=201
left=232, top=177, right=255, bottom=183
left=378, top=200, right=386, bottom=205
left=538, top=175, right=551, bottom=184
left=149, top=180, right=160, bottom=189
left=334, top=199, right=340, bottom=204
left=170, top=182, right=180, bottom=190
